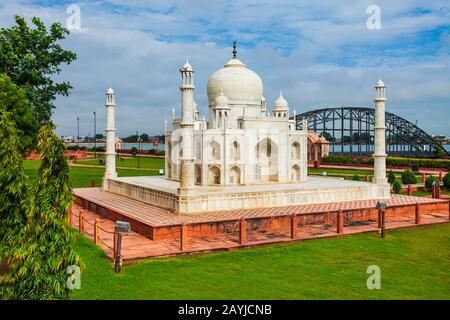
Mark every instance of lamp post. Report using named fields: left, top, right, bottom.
left=93, top=111, right=97, bottom=159
left=77, top=116, right=80, bottom=150
left=136, top=130, right=142, bottom=169
left=376, top=200, right=387, bottom=238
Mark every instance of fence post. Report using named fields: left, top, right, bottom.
left=79, top=209, right=84, bottom=233
left=422, top=173, right=426, bottom=183
left=407, top=185, right=412, bottom=196
left=239, top=218, right=246, bottom=245
left=381, top=209, right=386, bottom=238
left=113, top=232, right=118, bottom=259
left=377, top=208, right=382, bottom=229
left=91, top=179, right=96, bottom=187
left=337, top=210, right=344, bottom=234
left=448, top=201, right=450, bottom=221
left=114, top=233, right=123, bottom=273
left=291, top=214, right=298, bottom=240
left=94, top=218, right=101, bottom=245
left=365, top=175, right=369, bottom=182
left=180, top=223, right=189, bottom=251
left=68, top=207, right=72, bottom=226
left=415, top=203, right=421, bottom=224
left=439, top=171, right=443, bottom=183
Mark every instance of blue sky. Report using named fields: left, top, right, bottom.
left=0, top=0, right=449, bottom=137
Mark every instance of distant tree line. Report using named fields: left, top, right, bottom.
left=121, top=134, right=165, bottom=143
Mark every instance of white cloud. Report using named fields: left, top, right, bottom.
left=0, top=0, right=449, bottom=137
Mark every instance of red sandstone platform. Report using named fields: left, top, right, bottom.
left=74, top=187, right=447, bottom=227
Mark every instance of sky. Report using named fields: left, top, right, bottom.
left=0, top=0, right=449, bottom=137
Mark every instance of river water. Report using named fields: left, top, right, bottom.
left=69, top=143, right=450, bottom=153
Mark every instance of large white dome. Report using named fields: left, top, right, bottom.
left=207, top=57, right=263, bottom=106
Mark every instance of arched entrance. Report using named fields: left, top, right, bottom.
left=229, top=166, right=241, bottom=185
left=291, top=165, right=300, bottom=182
left=208, top=166, right=221, bottom=185
left=255, top=138, right=278, bottom=182
left=292, top=141, right=300, bottom=160
left=195, top=164, right=202, bottom=184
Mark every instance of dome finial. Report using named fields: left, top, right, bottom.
left=232, top=41, right=237, bottom=58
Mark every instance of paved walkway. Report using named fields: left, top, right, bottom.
left=74, top=187, right=447, bottom=227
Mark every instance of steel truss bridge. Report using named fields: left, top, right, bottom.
left=294, top=107, right=448, bottom=157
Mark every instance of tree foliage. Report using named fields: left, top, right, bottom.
left=392, top=180, right=401, bottom=194
left=444, top=172, right=450, bottom=191
left=401, top=170, right=417, bottom=185
left=387, top=170, right=396, bottom=185
left=0, top=74, right=38, bottom=152
left=0, top=111, right=29, bottom=258
left=0, top=15, right=76, bottom=125
left=425, top=175, right=439, bottom=192
left=1, top=123, right=83, bottom=300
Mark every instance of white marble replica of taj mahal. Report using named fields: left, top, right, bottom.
left=102, top=44, right=390, bottom=214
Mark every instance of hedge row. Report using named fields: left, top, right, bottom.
left=321, top=155, right=450, bottom=169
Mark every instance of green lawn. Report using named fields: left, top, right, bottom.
left=24, top=160, right=160, bottom=188
left=75, top=156, right=164, bottom=170
left=72, top=224, right=450, bottom=299
left=23, top=159, right=450, bottom=299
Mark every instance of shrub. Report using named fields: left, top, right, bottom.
left=387, top=170, right=396, bottom=184
left=386, top=157, right=450, bottom=169
left=444, top=172, right=450, bottom=190
left=401, top=170, right=417, bottom=184
left=425, top=175, right=439, bottom=191
left=90, top=146, right=105, bottom=152
left=98, top=159, right=105, bottom=165
left=66, top=145, right=86, bottom=151
left=130, top=146, right=138, bottom=156
left=321, top=155, right=353, bottom=164
left=351, top=175, right=361, bottom=181
left=392, top=180, right=401, bottom=194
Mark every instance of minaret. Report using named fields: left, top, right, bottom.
left=104, top=88, right=117, bottom=181
left=373, top=78, right=388, bottom=185
left=179, top=59, right=195, bottom=190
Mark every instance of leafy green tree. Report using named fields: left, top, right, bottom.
left=0, top=74, right=38, bottom=152
left=1, top=123, right=82, bottom=299
left=443, top=172, right=450, bottom=190
left=0, top=111, right=29, bottom=259
left=401, top=170, right=417, bottom=185
left=425, top=175, right=439, bottom=192
left=392, top=180, right=401, bottom=194
left=0, top=15, right=76, bottom=124
left=387, top=170, right=396, bottom=184
left=319, top=132, right=334, bottom=142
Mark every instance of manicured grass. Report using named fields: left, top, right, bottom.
left=398, top=189, right=450, bottom=197
left=75, top=156, right=164, bottom=170
left=24, top=160, right=159, bottom=188
left=72, top=224, right=450, bottom=300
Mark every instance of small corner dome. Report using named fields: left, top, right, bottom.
left=273, top=92, right=288, bottom=110
left=106, top=88, right=114, bottom=94
left=376, top=78, right=384, bottom=87
left=183, top=59, right=192, bottom=71
left=215, top=90, right=229, bottom=107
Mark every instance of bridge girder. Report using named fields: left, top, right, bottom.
left=294, top=107, right=448, bottom=157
